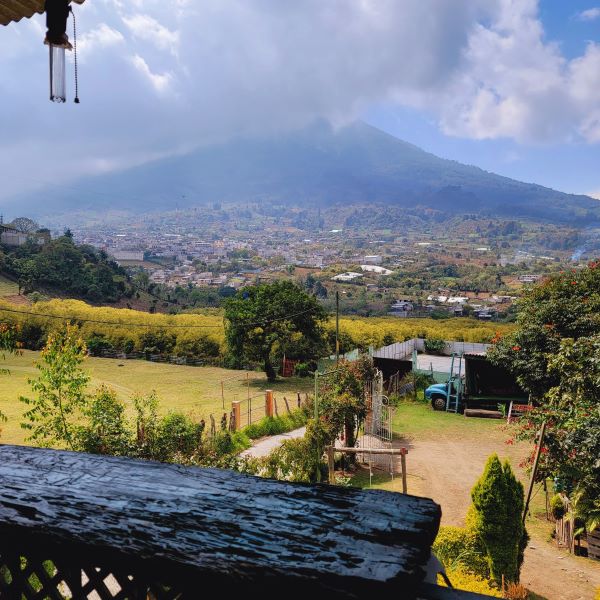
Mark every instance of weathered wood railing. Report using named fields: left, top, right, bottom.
left=0, top=445, right=497, bottom=599
left=0, top=444, right=450, bottom=599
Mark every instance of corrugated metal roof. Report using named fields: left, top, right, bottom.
left=0, top=0, right=85, bottom=28
left=0, top=0, right=44, bottom=26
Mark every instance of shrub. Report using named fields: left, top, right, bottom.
left=550, top=494, right=566, bottom=521
left=206, top=430, right=250, bottom=457
left=76, top=386, right=129, bottom=456
left=156, top=413, right=202, bottom=460
left=433, top=526, right=489, bottom=578
left=438, top=567, right=502, bottom=598
left=86, top=335, right=114, bottom=357
left=294, top=362, right=310, bottom=377
left=470, top=454, right=526, bottom=584
left=243, top=412, right=307, bottom=439
left=424, top=337, right=446, bottom=354
left=259, top=436, right=324, bottom=483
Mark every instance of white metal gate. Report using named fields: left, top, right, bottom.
left=357, top=370, right=395, bottom=474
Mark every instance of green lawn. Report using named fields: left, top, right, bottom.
left=0, top=350, right=313, bottom=446
left=0, top=275, right=18, bottom=297
left=392, top=400, right=506, bottom=438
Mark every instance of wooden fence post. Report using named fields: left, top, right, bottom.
left=283, top=397, right=291, bottom=414
left=265, top=390, right=274, bottom=418
left=327, top=446, right=335, bottom=485
left=232, top=401, right=241, bottom=431
left=401, top=448, right=408, bottom=494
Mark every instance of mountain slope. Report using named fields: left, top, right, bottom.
left=13, top=121, right=600, bottom=223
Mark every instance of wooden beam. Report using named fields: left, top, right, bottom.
left=0, top=444, right=440, bottom=598
left=336, top=447, right=408, bottom=455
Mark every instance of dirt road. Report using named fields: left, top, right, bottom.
left=400, top=429, right=600, bottom=600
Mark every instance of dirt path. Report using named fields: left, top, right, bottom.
left=400, top=432, right=600, bottom=600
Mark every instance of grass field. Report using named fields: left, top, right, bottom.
left=0, top=275, right=18, bottom=297
left=0, top=350, right=313, bottom=446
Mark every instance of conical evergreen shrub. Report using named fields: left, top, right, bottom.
left=470, top=454, right=526, bottom=584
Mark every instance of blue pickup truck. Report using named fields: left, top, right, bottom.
left=424, top=355, right=527, bottom=412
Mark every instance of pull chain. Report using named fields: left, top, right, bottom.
left=71, top=6, right=80, bottom=104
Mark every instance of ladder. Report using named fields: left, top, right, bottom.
left=446, top=353, right=463, bottom=413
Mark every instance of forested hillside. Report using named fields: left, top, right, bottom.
left=0, top=233, right=129, bottom=303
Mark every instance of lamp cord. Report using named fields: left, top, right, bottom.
left=71, top=6, right=80, bottom=104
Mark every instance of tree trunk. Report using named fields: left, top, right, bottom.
left=265, top=359, right=277, bottom=382
left=344, top=418, right=356, bottom=465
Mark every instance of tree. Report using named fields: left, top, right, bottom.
left=488, top=262, right=600, bottom=399
left=224, top=281, right=326, bottom=381
left=318, top=356, right=376, bottom=450
left=488, top=262, right=600, bottom=527
left=20, top=325, right=90, bottom=449
left=470, top=455, right=526, bottom=584
left=9, top=217, right=39, bottom=233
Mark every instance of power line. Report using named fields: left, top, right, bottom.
left=0, top=305, right=320, bottom=330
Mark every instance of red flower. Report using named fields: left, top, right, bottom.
left=512, top=345, right=521, bottom=351
left=571, top=281, right=577, bottom=285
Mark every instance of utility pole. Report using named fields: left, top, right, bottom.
left=335, top=290, right=340, bottom=366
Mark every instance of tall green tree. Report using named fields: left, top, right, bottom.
left=488, top=262, right=600, bottom=527
left=20, top=325, right=90, bottom=449
left=488, top=262, right=600, bottom=399
left=470, top=454, right=526, bottom=584
left=224, top=281, right=326, bottom=381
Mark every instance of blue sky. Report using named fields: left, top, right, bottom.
left=0, top=0, right=599, bottom=206
left=366, top=0, right=600, bottom=197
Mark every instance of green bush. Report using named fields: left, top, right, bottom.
left=206, top=430, right=250, bottom=457
left=294, top=362, right=311, bottom=377
left=438, top=567, right=501, bottom=597
left=259, top=436, right=326, bottom=483
left=424, top=337, right=446, bottom=354
left=433, top=526, right=489, bottom=578
left=86, top=335, right=114, bottom=357
left=470, top=454, right=526, bottom=584
left=156, top=413, right=202, bottom=460
left=76, top=386, right=129, bottom=456
left=243, top=412, right=307, bottom=439
left=550, top=494, right=566, bottom=520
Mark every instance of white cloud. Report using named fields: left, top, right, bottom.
left=78, top=23, right=124, bottom=59
left=0, top=0, right=599, bottom=205
left=576, top=7, right=600, bottom=21
left=430, top=1, right=600, bottom=144
left=130, top=54, right=173, bottom=92
left=122, top=14, right=179, bottom=54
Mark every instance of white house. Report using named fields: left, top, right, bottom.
left=363, top=255, right=383, bottom=265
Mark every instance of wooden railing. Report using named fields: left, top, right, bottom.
left=0, top=445, right=495, bottom=599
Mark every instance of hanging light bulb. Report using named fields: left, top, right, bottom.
left=49, top=43, right=67, bottom=103
left=44, top=0, right=72, bottom=103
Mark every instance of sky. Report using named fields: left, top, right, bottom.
left=0, top=0, right=599, bottom=208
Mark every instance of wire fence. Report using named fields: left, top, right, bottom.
left=236, top=392, right=268, bottom=429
